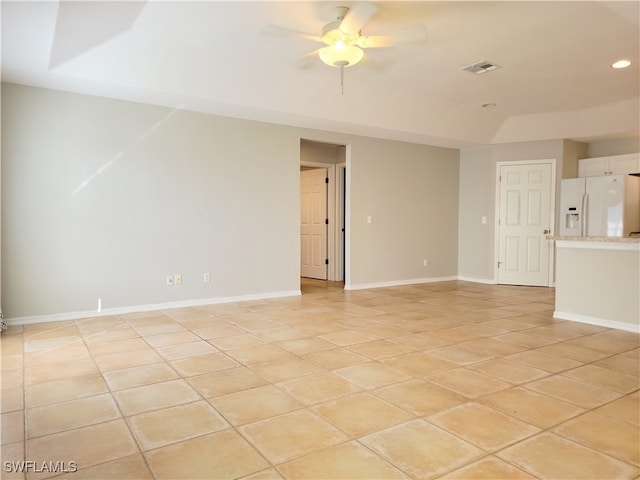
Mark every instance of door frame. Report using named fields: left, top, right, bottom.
left=335, top=162, right=346, bottom=283
left=300, top=160, right=346, bottom=282
left=494, top=159, right=557, bottom=287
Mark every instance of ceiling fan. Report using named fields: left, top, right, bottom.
left=275, top=2, right=427, bottom=93
left=316, top=3, right=424, bottom=66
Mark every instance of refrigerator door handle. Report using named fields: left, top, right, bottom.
left=581, top=193, right=588, bottom=237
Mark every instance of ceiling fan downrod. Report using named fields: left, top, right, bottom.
left=335, top=60, right=348, bottom=95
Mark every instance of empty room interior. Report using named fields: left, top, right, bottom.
left=1, top=1, right=639, bottom=479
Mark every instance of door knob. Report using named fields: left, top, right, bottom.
left=543, top=229, right=550, bottom=234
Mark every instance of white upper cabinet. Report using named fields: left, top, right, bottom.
left=610, top=153, right=640, bottom=175
left=578, top=156, right=609, bottom=177
left=578, top=153, right=640, bottom=177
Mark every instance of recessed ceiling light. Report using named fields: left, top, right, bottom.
left=612, top=59, right=631, bottom=69
left=481, top=103, right=497, bottom=108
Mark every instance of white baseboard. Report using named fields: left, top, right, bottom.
left=554, top=310, right=639, bottom=333
left=345, top=276, right=458, bottom=291
left=6, top=290, right=302, bottom=326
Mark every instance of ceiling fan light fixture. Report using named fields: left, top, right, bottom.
left=319, top=44, right=364, bottom=67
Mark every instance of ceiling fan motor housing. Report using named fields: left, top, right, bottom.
left=321, top=19, right=360, bottom=46
left=333, top=6, right=349, bottom=21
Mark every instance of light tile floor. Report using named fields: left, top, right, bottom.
left=1, top=280, right=639, bottom=479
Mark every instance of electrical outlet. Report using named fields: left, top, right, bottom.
left=203, top=272, right=211, bottom=283
left=166, top=275, right=174, bottom=286
left=423, top=259, right=429, bottom=267
left=174, top=274, right=182, bottom=285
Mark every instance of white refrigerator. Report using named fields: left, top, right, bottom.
left=559, top=174, right=640, bottom=237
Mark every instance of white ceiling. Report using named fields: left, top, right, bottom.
left=2, top=1, right=639, bottom=149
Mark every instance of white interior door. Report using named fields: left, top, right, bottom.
left=497, top=162, right=554, bottom=286
left=300, top=168, right=328, bottom=279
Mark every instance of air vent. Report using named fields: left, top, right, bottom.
left=462, top=60, right=501, bottom=74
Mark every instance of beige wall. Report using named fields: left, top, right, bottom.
left=562, top=139, right=588, bottom=179
left=1, top=83, right=460, bottom=321
left=458, top=140, right=564, bottom=281
left=457, top=148, right=494, bottom=281
left=7, top=83, right=632, bottom=321
left=347, top=138, right=459, bottom=286
left=300, top=139, right=344, bottom=165
left=587, top=137, right=640, bottom=157
left=555, top=243, right=640, bottom=331
left=2, top=84, right=301, bottom=319
left=458, top=136, right=639, bottom=282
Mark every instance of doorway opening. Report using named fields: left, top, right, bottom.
left=300, top=139, right=347, bottom=289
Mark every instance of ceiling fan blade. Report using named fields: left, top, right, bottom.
left=263, top=24, right=322, bottom=43
left=297, top=49, right=321, bottom=69
left=339, top=2, right=379, bottom=35
left=357, top=26, right=427, bottom=48
left=356, top=35, right=395, bottom=48
left=361, top=54, right=392, bottom=71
